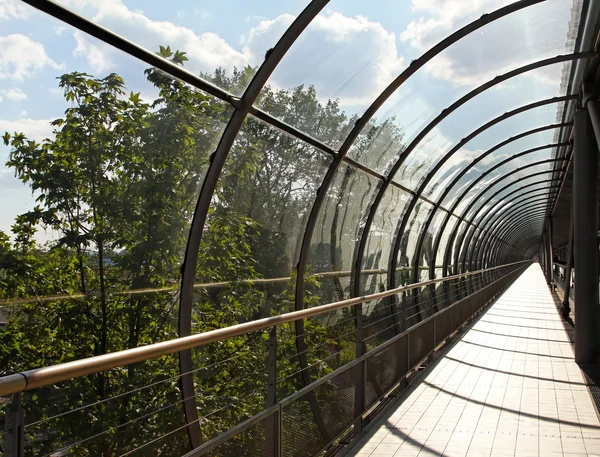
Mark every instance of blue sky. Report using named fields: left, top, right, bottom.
left=0, top=0, right=580, bottom=241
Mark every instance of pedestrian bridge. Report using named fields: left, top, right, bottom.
left=2, top=1, right=600, bottom=457
left=345, top=264, right=600, bottom=457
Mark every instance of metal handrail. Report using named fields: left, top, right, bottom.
left=0, top=266, right=442, bottom=307
left=0, top=260, right=529, bottom=397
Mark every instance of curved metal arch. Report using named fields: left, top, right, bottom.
left=455, top=166, right=564, bottom=271
left=472, top=183, right=561, bottom=230
left=436, top=148, right=566, bottom=277
left=472, top=183, right=559, bottom=243
left=471, top=192, right=558, bottom=268
left=495, top=226, right=545, bottom=266
left=397, top=123, right=569, bottom=287
left=495, top=226, right=545, bottom=265
left=408, top=140, right=566, bottom=285
left=471, top=197, right=557, bottom=269
left=491, top=224, right=543, bottom=267
left=450, top=165, right=562, bottom=275
left=469, top=184, right=561, bottom=257
left=173, top=0, right=331, bottom=446
left=488, top=214, right=547, bottom=264
left=450, top=158, right=566, bottom=272
left=416, top=97, right=576, bottom=283
left=354, top=52, right=592, bottom=298
left=293, top=0, right=544, bottom=329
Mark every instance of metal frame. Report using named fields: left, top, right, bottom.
left=469, top=184, right=562, bottom=263
left=449, top=158, right=566, bottom=274
left=9, top=0, right=597, bottom=453
left=434, top=157, right=564, bottom=279
left=411, top=143, right=565, bottom=286
left=354, top=53, right=591, bottom=303
left=449, top=168, right=560, bottom=275
left=472, top=198, right=558, bottom=269
left=471, top=181, right=562, bottom=227
left=172, top=0, right=330, bottom=446
left=412, top=96, right=577, bottom=284
left=489, top=215, right=547, bottom=264
left=294, top=0, right=546, bottom=331
left=397, top=124, right=569, bottom=286
left=457, top=176, right=561, bottom=272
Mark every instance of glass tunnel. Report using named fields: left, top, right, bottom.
left=0, top=0, right=598, bottom=456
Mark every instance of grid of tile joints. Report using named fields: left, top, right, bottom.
left=343, top=263, right=600, bottom=457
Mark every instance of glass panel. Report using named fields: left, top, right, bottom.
left=476, top=190, right=553, bottom=229
left=431, top=213, right=459, bottom=307
left=459, top=163, right=556, bottom=217
left=394, top=200, right=433, bottom=286
left=450, top=221, right=469, bottom=274
left=0, top=8, right=231, bottom=455
left=360, top=185, right=410, bottom=295
left=472, top=178, right=556, bottom=221
left=260, top=0, right=580, bottom=153
left=53, top=0, right=307, bottom=95
left=392, top=62, right=570, bottom=190
left=303, top=164, right=378, bottom=373
left=305, top=163, right=378, bottom=304
left=195, top=115, right=331, bottom=318
left=343, top=0, right=579, bottom=176
left=425, top=106, right=565, bottom=203
left=360, top=186, right=410, bottom=351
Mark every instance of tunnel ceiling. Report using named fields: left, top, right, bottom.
left=2, top=0, right=599, bottom=447
left=2, top=0, right=595, bottom=320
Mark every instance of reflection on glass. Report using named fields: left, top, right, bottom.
left=54, top=0, right=307, bottom=95
left=0, top=13, right=231, bottom=455
left=360, top=186, right=410, bottom=295
left=426, top=114, right=563, bottom=203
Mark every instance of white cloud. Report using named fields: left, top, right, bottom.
left=401, top=0, right=571, bottom=88
left=87, top=1, right=248, bottom=75
left=265, top=12, right=405, bottom=107
left=53, top=26, right=66, bottom=36
left=1, top=118, right=54, bottom=142
left=18, top=110, right=27, bottom=116
left=1, top=87, right=27, bottom=101
left=0, top=0, right=28, bottom=21
left=0, top=34, right=63, bottom=80
left=58, top=1, right=405, bottom=107
left=73, top=31, right=116, bottom=73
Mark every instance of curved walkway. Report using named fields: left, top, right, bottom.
left=344, top=264, right=600, bottom=457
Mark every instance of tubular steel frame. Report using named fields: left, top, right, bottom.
left=468, top=186, right=562, bottom=264
left=471, top=198, right=558, bottom=269
left=11, top=0, right=597, bottom=451
left=449, top=158, right=566, bottom=273
left=410, top=141, right=567, bottom=286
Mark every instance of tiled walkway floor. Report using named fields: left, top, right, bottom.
left=345, top=264, right=600, bottom=457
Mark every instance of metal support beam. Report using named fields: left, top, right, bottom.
left=574, top=109, right=599, bottom=364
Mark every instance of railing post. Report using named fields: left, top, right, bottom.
left=266, top=327, right=279, bottom=457
left=4, top=393, right=24, bottom=457
left=354, top=303, right=365, bottom=434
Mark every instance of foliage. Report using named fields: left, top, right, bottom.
left=0, top=48, right=402, bottom=456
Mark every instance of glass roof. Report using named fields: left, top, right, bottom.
left=0, top=0, right=587, bottom=302
left=0, top=0, right=587, bottom=311
left=0, top=1, right=592, bottom=448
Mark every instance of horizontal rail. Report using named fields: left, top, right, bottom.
left=0, top=260, right=529, bottom=397
left=0, top=266, right=443, bottom=307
